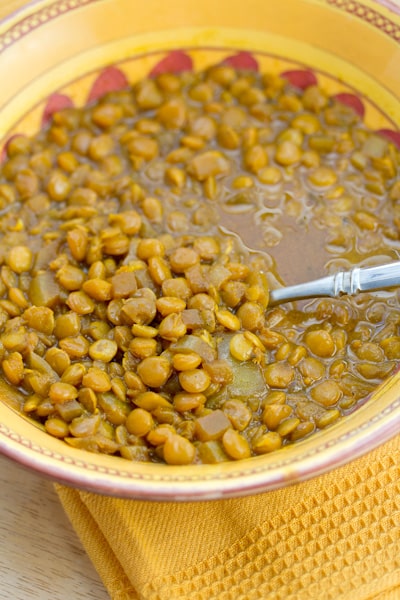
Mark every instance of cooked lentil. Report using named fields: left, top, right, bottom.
left=0, top=64, right=400, bottom=465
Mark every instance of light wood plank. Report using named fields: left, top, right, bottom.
left=0, top=454, right=109, bottom=600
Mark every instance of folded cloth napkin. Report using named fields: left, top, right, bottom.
left=56, top=433, right=400, bottom=600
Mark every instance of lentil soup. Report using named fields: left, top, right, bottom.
left=1, top=63, right=400, bottom=466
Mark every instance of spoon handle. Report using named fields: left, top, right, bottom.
left=268, top=260, right=400, bottom=307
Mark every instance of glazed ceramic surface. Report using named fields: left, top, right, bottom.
left=0, top=0, right=400, bottom=500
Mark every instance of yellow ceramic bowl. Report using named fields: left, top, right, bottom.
left=1, top=0, right=400, bottom=500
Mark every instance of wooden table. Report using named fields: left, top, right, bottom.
left=0, top=454, right=109, bottom=599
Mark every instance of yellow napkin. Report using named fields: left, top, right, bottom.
left=56, top=434, right=400, bottom=600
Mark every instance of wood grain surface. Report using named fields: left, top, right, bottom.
left=0, top=454, right=109, bottom=599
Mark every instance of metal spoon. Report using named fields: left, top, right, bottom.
left=268, top=260, right=400, bottom=307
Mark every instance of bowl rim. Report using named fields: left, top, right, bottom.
left=1, top=371, right=400, bottom=500
left=1, top=0, right=400, bottom=500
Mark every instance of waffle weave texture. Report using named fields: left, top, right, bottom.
left=56, top=434, right=400, bottom=600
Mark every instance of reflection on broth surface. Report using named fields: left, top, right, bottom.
left=0, top=64, right=400, bottom=465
